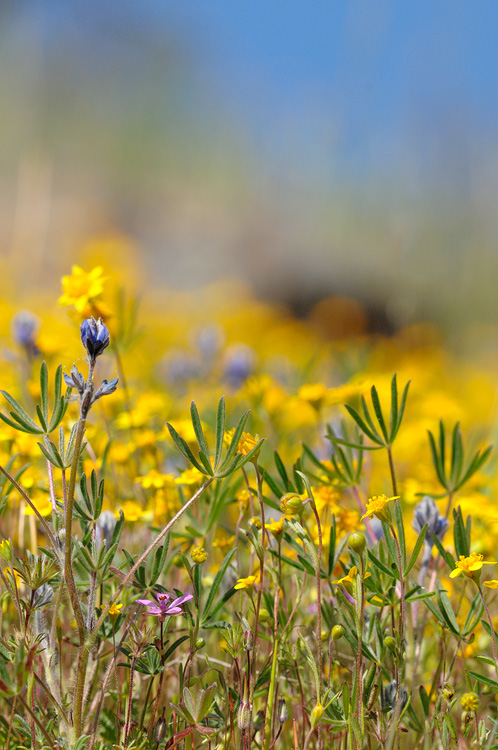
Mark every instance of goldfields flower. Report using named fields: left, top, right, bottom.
left=237, top=431, right=260, bottom=457
left=136, top=592, right=193, bottom=622
left=484, top=580, right=498, bottom=588
left=59, top=265, right=106, bottom=313
left=460, top=692, right=479, bottom=712
left=191, top=546, right=208, bottom=564
left=449, top=553, right=496, bottom=580
left=265, top=517, right=285, bottom=538
left=107, top=602, right=123, bottom=619
left=234, top=575, right=258, bottom=592
left=360, top=494, right=399, bottom=525
left=331, top=566, right=370, bottom=595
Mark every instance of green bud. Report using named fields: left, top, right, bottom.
left=195, top=638, right=206, bottom=650
left=172, top=554, right=183, bottom=568
left=331, top=625, right=344, bottom=641
left=320, top=629, right=329, bottom=642
left=349, top=532, right=366, bottom=554
left=384, top=636, right=396, bottom=653
left=259, top=608, right=270, bottom=624
left=278, top=698, right=288, bottom=724
left=237, top=701, right=251, bottom=730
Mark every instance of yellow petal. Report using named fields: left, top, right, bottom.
left=449, top=568, right=463, bottom=578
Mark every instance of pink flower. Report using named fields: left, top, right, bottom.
left=136, top=592, right=193, bottom=622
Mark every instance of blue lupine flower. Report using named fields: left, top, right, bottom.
left=80, top=317, right=110, bottom=361
left=11, top=311, right=40, bottom=358
left=223, top=344, right=255, bottom=387
left=412, top=495, right=448, bottom=547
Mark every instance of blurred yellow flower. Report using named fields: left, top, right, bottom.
left=58, top=265, right=106, bottom=313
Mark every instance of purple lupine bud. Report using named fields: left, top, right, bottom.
left=92, top=377, right=119, bottom=403
left=63, top=365, right=86, bottom=394
left=80, top=317, right=110, bottom=361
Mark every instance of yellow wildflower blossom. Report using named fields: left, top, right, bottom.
left=360, top=494, right=399, bottom=524
left=265, top=517, right=285, bottom=538
left=331, top=566, right=371, bottom=595
left=58, top=265, right=106, bottom=313
left=191, top=546, right=208, bottom=564
left=136, top=470, right=175, bottom=490
left=234, top=574, right=258, bottom=591
left=449, top=552, right=496, bottom=580
left=237, top=432, right=260, bottom=457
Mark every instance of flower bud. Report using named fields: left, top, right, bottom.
left=280, top=492, right=305, bottom=515
left=237, top=701, right=251, bottom=730
left=258, top=608, right=270, bottom=624
left=384, top=636, right=396, bottom=653
left=442, top=683, right=454, bottom=702
left=278, top=698, right=288, bottom=724
left=310, top=702, right=323, bottom=729
left=80, top=317, right=110, bottom=362
left=460, top=692, right=479, bottom=712
left=250, top=516, right=262, bottom=530
left=243, top=629, right=254, bottom=651
left=153, top=717, right=167, bottom=744
left=349, top=533, right=366, bottom=554
left=191, top=546, right=208, bottom=564
left=195, top=638, right=206, bottom=650
left=320, top=629, right=329, bottom=642
left=331, top=625, right=344, bottom=641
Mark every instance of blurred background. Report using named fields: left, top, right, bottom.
left=1, top=0, right=498, bottom=339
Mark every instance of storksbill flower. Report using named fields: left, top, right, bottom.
left=80, top=317, right=110, bottom=361
left=136, top=592, right=193, bottom=622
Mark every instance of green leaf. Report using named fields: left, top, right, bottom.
left=436, top=584, right=460, bottom=635
left=394, top=379, right=411, bottom=435
left=1, top=392, right=41, bottom=433
left=190, top=401, right=209, bottom=457
left=344, top=404, right=383, bottom=445
left=166, top=422, right=207, bottom=474
left=204, top=548, right=237, bottom=618
left=404, top=523, right=427, bottom=577
left=367, top=550, right=397, bottom=578
left=389, top=374, right=398, bottom=441
left=214, top=396, right=226, bottom=470
left=428, top=430, right=447, bottom=489
left=220, top=410, right=250, bottom=468
left=40, top=361, right=49, bottom=422
left=466, top=670, right=498, bottom=691
left=370, top=385, right=389, bottom=442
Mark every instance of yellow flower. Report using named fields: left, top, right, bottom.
left=108, top=603, right=123, bottom=618
left=136, top=470, right=175, bottom=489
left=450, top=553, right=496, bottom=580
left=212, top=533, right=236, bottom=553
left=175, top=468, right=204, bottom=486
left=484, top=580, right=498, bottom=589
left=265, top=517, right=285, bottom=538
left=360, top=494, right=399, bottom=525
left=297, top=383, right=328, bottom=410
left=58, top=265, right=106, bottom=313
left=0, top=540, right=13, bottom=563
left=331, top=566, right=370, bottom=595
left=237, top=432, right=260, bottom=457
left=234, top=575, right=258, bottom=592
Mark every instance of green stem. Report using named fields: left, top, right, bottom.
left=263, top=580, right=280, bottom=750
left=387, top=446, right=397, bottom=497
